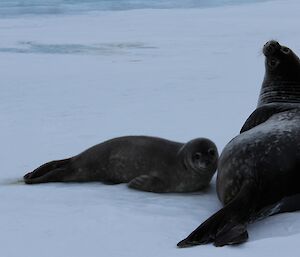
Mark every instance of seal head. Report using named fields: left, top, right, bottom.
left=259, top=40, right=300, bottom=106
left=178, top=138, right=218, bottom=178
left=175, top=138, right=218, bottom=192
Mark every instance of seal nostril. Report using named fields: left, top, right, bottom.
left=263, top=40, right=281, bottom=57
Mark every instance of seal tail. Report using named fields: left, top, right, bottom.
left=24, top=158, right=72, bottom=184
left=177, top=181, right=257, bottom=247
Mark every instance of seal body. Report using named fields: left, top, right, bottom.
left=218, top=108, right=300, bottom=206
left=178, top=41, right=300, bottom=247
left=24, top=136, right=218, bottom=193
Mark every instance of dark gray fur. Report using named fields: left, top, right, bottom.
left=178, top=41, right=300, bottom=247
left=24, top=136, right=218, bottom=193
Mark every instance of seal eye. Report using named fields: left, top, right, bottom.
left=208, top=148, right=216, bottom=157
left=281, top=47, right=290, bottom=54
left=192, top=153, right=202, bottom=162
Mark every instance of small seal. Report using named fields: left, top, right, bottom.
left=24, top=136, right=218, bottom=193
left=177, top=41, right=300, bottom=247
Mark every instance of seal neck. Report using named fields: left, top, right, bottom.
left=258, top=80, right=300, bottom=107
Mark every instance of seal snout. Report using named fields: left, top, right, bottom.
left=263, top=40, right=281, bottom=57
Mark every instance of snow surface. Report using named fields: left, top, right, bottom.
left=1, top=0, right=300, bottom=256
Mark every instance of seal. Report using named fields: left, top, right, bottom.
left=177, top=41, right=300, bottom=247
left=24, top=136, right=218, bottom=193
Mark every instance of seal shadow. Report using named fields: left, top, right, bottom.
left=0, top=177, right=25, bottom=185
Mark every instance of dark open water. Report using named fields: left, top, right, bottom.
left=0, top=0, right=272, bottom=17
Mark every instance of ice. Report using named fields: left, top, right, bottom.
left=1, top=0, right=300, bottom=256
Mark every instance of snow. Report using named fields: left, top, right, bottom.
left=1, top=0, right=300, bottom=256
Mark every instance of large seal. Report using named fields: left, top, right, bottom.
left=178, top=41, right=300, bottom=247
left=24, top=136, right=218, bottom=193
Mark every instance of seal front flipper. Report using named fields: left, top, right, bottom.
left=240, top=103, right=296, bottom=133
left=128, top=174, right=167, bottom=193
left=177, top=181, right=256, bottom=247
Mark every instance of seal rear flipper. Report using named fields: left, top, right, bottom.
left=177, top=181, right=256, bottom=247
left=128, top=175, right=167, bottom=193
left=240, top=103, right=296, bottom=133
left=276, top=194, right=300, bottom=214
left=177, top=205, right=249, bottom=247
left=24, top=158, right=71, bottom=184
left=24, top=167, right=68, bottom=184
left=214, top=223, right=248, bottom=247
left=250, top=193, right=300, bottom=222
